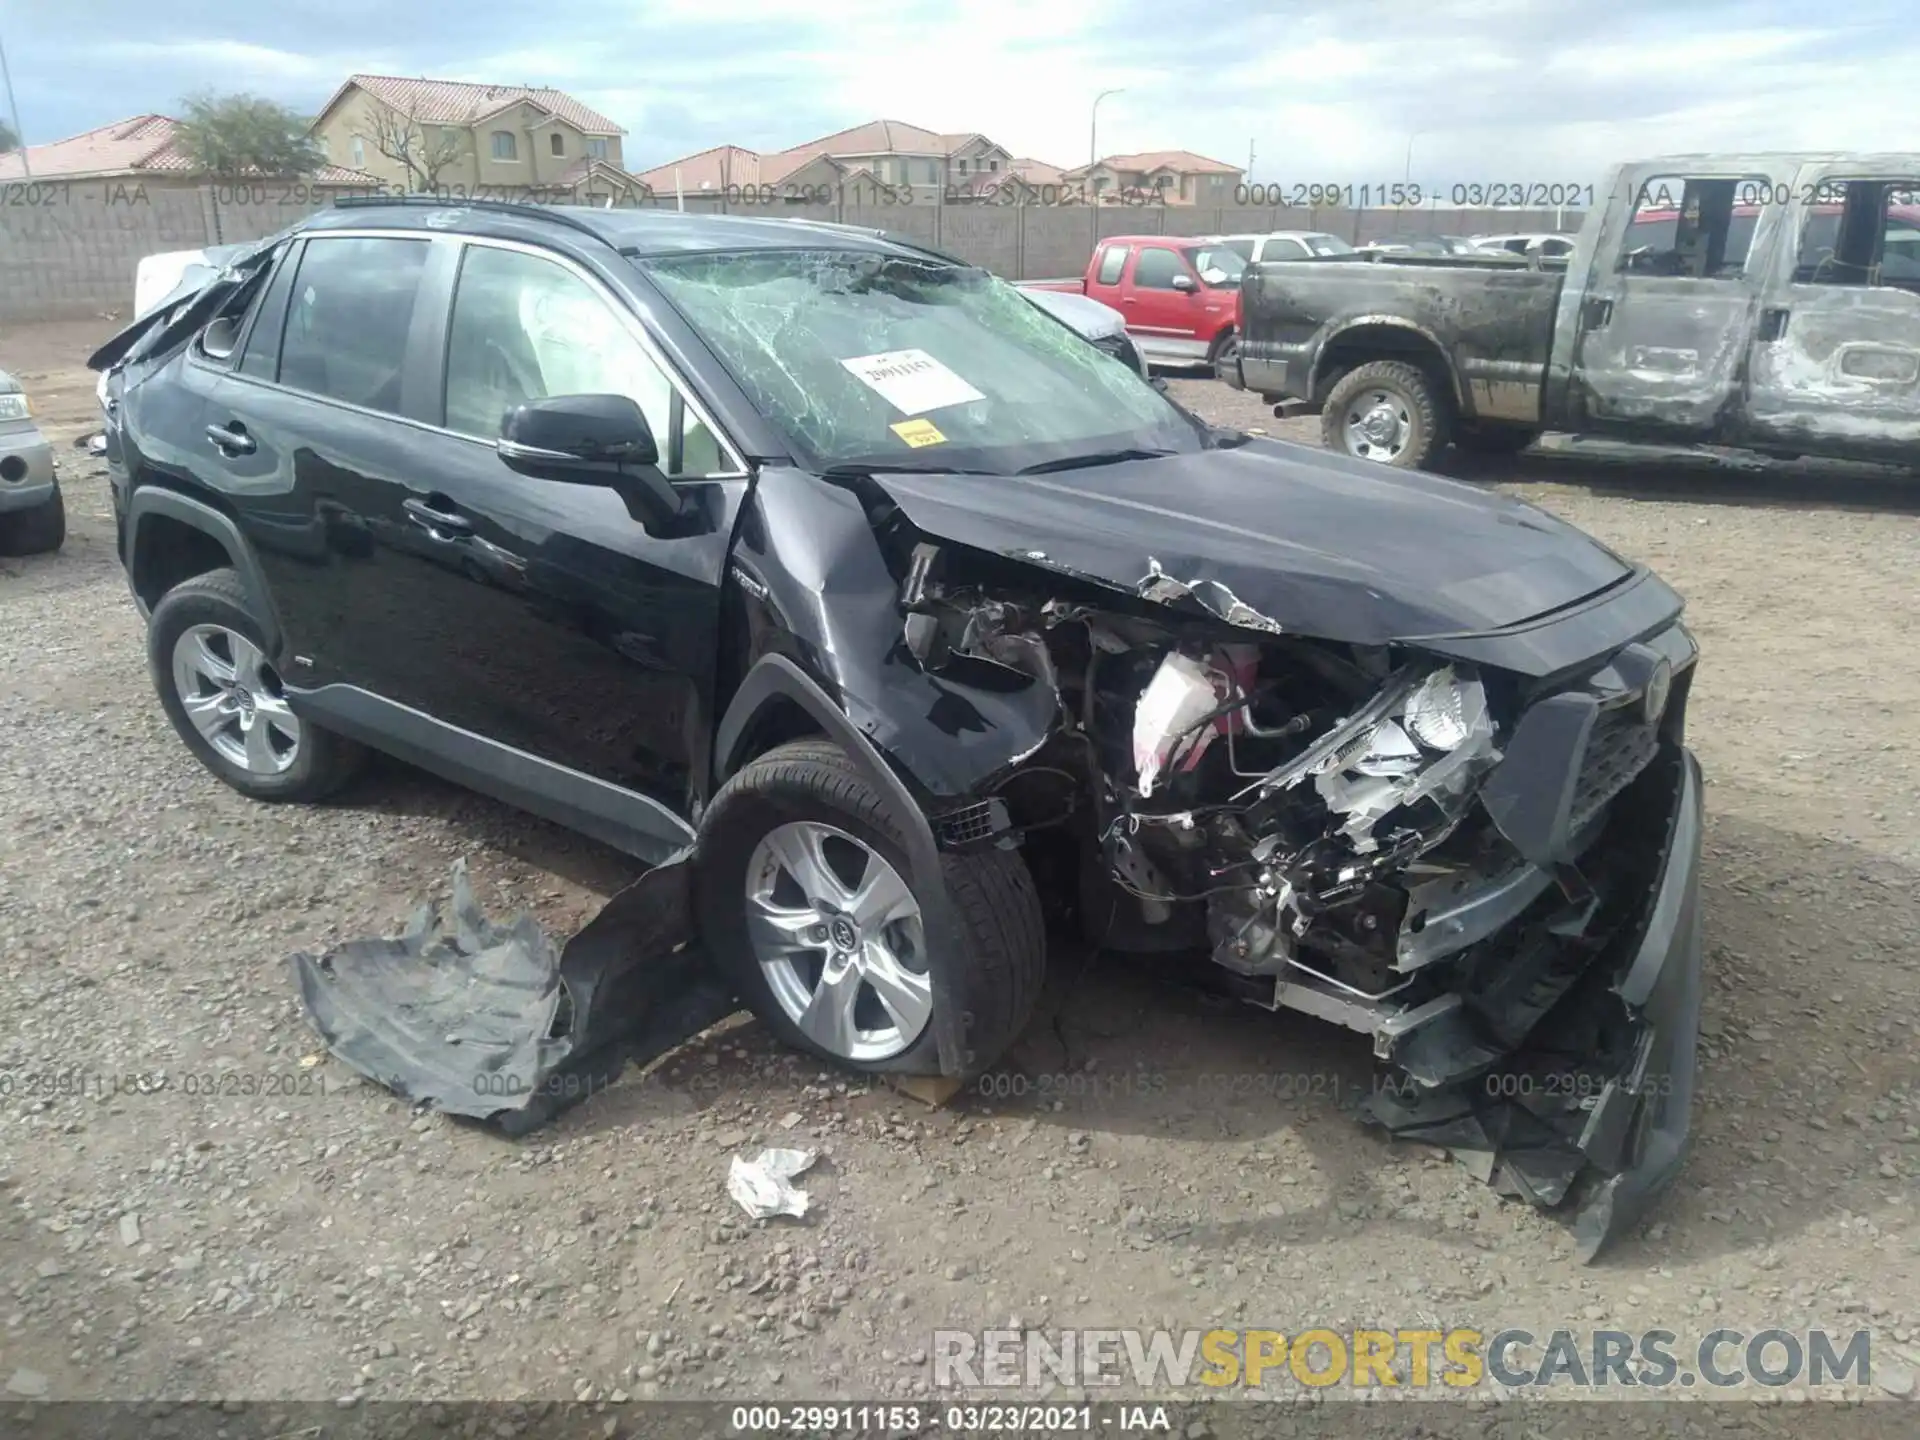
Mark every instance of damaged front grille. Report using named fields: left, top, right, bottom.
left=936, top=796, right=1011, bottom=849
left=1569, top=703, right=1660, bottom=835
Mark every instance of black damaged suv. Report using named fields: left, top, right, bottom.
left=97, top=199, right=1704, bottom=1256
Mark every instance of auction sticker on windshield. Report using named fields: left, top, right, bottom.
left=841, top=349, right=985, bottom=415
left=890, top=418, right=947, bottom=447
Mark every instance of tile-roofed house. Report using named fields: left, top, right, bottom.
left=310, top=74, right=639, bottom=198
left=1062, top=149, right=1245, bottom=205
left=637, top=120, right=1019, bottom=205
left=0, top=114, right=376, bottom=185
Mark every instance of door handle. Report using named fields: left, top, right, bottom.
left=1758, top=307, right=1791, bottom=342
left=205, top=422, right=255, bottom=456
left=402, top=496, right=472, bottom=538
left=1582, top=296, right=1614, bottom=329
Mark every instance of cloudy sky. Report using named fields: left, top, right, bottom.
left=4, top=0, right=1917, bottom=183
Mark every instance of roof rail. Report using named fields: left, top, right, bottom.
left=328, top=193, right=613, bottom=245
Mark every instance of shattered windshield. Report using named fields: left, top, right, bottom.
left=641, top=248, right=1203, bottom=473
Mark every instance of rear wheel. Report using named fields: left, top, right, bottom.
left=696, top=739, right=1045, bottom=1076
left=1209, top=328, right=1239, bottom=382
left=0, top=484, right=64, bottom=555
left=1321, top=360, right=1450, bottom=470
left=148, top=568, right=366, bottom=802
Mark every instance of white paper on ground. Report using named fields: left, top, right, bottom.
left=727, top=1147, right=819, bottom=1219
left=839, top=349, right=986, bottom=416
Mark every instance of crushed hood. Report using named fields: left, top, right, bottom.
left=866, top=439, right=1634, bottom=647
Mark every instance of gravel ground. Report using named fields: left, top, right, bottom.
left=2, top=325, right=1918, bottom=1419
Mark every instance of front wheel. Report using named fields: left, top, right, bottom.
left=1321, top=360, right=1450, bottom=470
left=0, top=484, right=64, bottom=555
left=695, top=739, right=1046, bottom=1076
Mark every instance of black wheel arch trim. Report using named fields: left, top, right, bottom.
left=124, top=487, right=283, bottom=650
left=713, top=652, right=977, bottom=1077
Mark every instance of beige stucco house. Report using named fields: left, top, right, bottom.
left=637, top=120, right=1021, bottom=204
left=310, top=75, right=645, bottom=201
left=1062, top=150, right=1244, bottom=205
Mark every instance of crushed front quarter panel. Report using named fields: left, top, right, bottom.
left=729, top=466, right=1060, bottom=798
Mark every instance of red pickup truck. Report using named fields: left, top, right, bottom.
left=1021, top=236, right=1247, bottom=373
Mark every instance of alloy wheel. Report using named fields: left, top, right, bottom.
left=744, top=820, right=931, bottom=1063
left=170, top=624, right=302, bottom=776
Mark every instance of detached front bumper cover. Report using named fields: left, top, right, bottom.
left=1364, top=747, right=1705, bottom=1261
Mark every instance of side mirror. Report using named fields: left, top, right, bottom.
left=1170, top=273, right=1197, bottom=292
left=499, top=393, right=660, bottom=474
left=498, top=393, right=684, bottom=531
left=201, top=315, right=243, bottom=362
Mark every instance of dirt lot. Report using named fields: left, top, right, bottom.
left=3, top=321, right=1918, bottom=1419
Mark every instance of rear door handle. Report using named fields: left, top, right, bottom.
left=205, top=421, right=255, bottom=456
left=1758, top=307, right=1791, bottom=341
left=1582, top=296, right=1614, bottom=329
left=402, top=496, right=472, bottom=538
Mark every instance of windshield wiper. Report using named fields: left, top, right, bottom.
left=1015, top=447, right=1174, bottom=476
left=819, top=461, right=1001, bottom=478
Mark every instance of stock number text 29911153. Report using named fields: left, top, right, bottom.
left=1235, top=182, right=1597, bottom=209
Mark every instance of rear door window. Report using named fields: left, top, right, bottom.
left=237, top=242, right=302, bottom=380
left=276, top=237, right=432, bottom=415
left=1094, top=246, right=1128, bottom=284
left=1617, top=175, right=1770, bottom=278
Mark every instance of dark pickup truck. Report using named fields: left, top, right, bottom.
left=1225, top=152, right=1920, bottom=470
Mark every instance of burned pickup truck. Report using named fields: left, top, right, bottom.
left=1226, top=152, right=1920, bottom=469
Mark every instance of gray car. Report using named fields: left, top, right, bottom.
left=0, top=369, right=63, bottom=554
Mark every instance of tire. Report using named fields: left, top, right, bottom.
left=1453, top=424, right=1539, bottom=456
left=148, top=567, right=366, bottom=803
left=1208, top=328, right=1239, bottom=382
left=696, top=738, right=1046, bottom=1077
left=0, top=484, right=64, bottom=555
left=1320, top=359, right=1450, bottom=470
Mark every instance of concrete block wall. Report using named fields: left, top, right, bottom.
left=1, top=182, right=216, bottom=323
left=0, top=180, right=1588, bottom=325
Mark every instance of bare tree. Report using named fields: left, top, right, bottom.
left=357, top=99, right=466, bottom=190
left=0, top=119, right=18, bottom=154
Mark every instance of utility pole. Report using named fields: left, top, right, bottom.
left=1247, top=138, right=1255, bottom=182
left=0, top=24, right=29, bottom=177
left=1089, top=87, right=1123, bottom=252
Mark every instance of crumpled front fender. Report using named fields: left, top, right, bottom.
left=726, top=466, right=1058, bottom=799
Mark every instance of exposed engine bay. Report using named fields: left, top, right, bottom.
left=892, top=534, right=1699, bottom=1257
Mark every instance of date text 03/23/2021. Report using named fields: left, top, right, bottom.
left=0, top=1067, right=330, bottom=1099
left=728, top=1403, right=1172, bottom=1433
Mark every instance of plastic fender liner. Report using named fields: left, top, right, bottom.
left=713, top=653, right=977, bottom=1078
